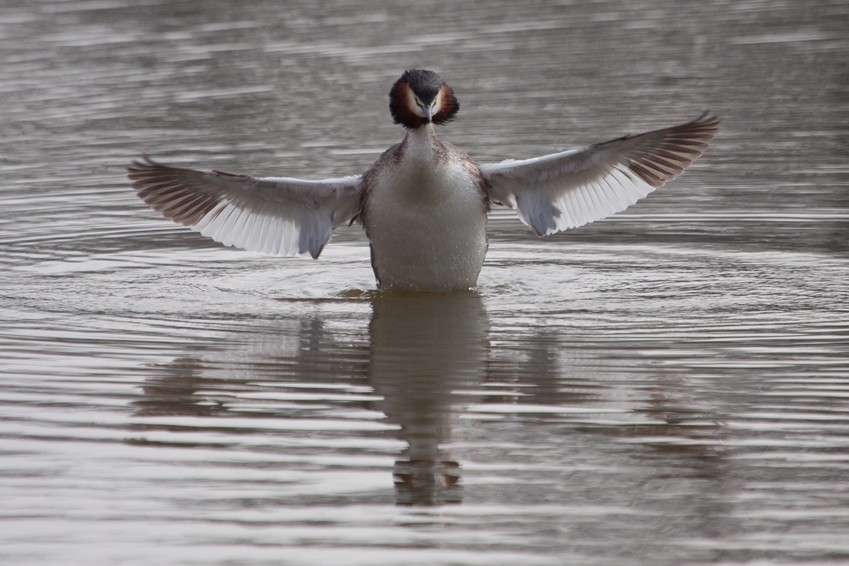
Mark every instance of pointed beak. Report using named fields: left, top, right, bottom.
left=426, top=105, right=434, bottom=123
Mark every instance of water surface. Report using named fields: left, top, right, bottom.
left=2, top=1, right=849, bottom=564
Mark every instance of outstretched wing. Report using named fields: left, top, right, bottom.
left=481, top=112, right=719, bottom=236
left=127, top=156, right=363, bottom=258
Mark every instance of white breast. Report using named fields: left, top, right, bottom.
left=364, top=131, right=488, bottom=292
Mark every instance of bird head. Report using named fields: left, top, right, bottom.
left=389, top=69, right=460, bottom=130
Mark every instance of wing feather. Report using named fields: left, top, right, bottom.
left=481, top=112, right=719, bottom=236
left=127, top=156, right=363, bottom=258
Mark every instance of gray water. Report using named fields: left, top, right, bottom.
left=2, top=1, right=849, bottom=564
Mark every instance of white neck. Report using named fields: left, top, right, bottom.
left=404, top=124, right=438, bottom=163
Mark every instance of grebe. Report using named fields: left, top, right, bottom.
left=128, top=69, right=718, bottom=292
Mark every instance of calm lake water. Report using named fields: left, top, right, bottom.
left=2, top=1, right=849, bottom=564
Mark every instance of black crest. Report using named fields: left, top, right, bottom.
left=401, top=69, right=443, bottom=103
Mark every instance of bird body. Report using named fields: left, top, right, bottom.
left=128, top=69, right=718, bottom=292
left=363, top=125, right=488, bottom=290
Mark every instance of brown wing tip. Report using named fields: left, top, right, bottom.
left=627, top=111, right=720, bottom=188
left=127, top=152, right=158, bottom=168
left=690, top=110, right=720, bottom=126
left=127, top=155, right=221, bottom=226
left=126, top=154, right=179, bottom=184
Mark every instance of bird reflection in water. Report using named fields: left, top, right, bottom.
left=368, top=292, right=489, bottom=506
left=131, top=292, right=489, bottom=506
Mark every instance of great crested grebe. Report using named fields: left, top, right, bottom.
left=128, top=68, right=718, bottom=292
